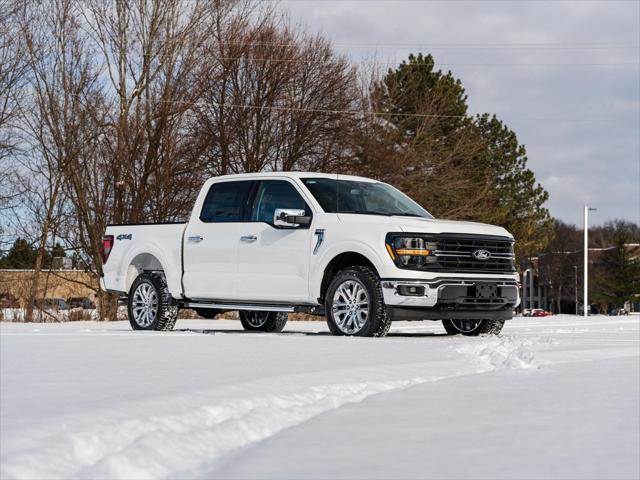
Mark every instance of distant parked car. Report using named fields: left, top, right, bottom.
left=35, top=298, right=69, bottom=311
left=0, top=292, right=19, bottom=309
left=532, top=309, right=553, bottom=317
left=67, top=297, right=96, bottom=309
left=610, top=308, right=629, bottom=316
left=522, top=308, right=533, bottom=317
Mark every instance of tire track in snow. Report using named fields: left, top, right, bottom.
left=2, top=377, right=433, bottom=479
left=0, top=334, right=572, bottom=480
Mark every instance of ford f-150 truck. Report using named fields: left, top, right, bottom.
left=101, top=172, right=520, bottom=337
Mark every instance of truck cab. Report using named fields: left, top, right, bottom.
left=101, top=172, right=520, bottom=337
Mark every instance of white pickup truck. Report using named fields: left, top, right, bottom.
left=101, top=172, right=520, bottom=337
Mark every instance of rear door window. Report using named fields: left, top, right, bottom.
left=200, top=181, right=255, bottom=223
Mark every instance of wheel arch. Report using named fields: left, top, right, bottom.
left=318, top=251, right=379, bottom=303
left=125, top=252, right=166, bottom=294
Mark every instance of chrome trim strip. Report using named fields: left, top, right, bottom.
left=434, top=251, right=514, bottom=258
left=382, top=280, right=518, bottom=291
left=381, top=278, right=518, bottom=288
left=313, top=229, right=325, bottom=255
left=381, top=279, right=518, bottom=308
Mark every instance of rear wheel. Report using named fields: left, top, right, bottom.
left=128, top=272, right=178, bottom=331
left=239, top=311, right=288, bottom=332
left=442, top=318, right=504, bottom=336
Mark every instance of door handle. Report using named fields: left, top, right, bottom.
left=240, top=235, right=258, bottom=243
left=188, top=235, right=204, bottom=243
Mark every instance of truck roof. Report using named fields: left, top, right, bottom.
left=209, top=172, right=379, bottom=183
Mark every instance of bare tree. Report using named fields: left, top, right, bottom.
left=0, top=0, right=28, bottom=242
left=539, top=221, right=582, bottom=313
left=82, top=0, right=215, bottom=225
left=0, top=0, right=25, bottom=158
left=191, top=8, right=361, bottom=175
left=17, top=0, right=105, bottom=320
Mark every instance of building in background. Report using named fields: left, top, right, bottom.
left=520, top=244, right=640, bottom=314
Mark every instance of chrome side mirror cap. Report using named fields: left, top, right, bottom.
left=274, top=208, right=311, bottom=228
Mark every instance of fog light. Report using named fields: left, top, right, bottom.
left=397, top=285, right=425, bottom=297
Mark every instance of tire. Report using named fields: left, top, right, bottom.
left=194, top=308, right=220, bottom=319
left=442, top=318, right=505, bottom=336
left=239, top=311, right=288, bottom=332
left=325, top=266, right=391, bottom=337
left=127, top=272, right=178, bottom=331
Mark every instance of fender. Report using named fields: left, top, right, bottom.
left=118, top=242, right=182, bottom=298
left=310, top=239, right=389, bottom=301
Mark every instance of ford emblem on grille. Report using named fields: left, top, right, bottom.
left=472, top=249, right=491, bottom=260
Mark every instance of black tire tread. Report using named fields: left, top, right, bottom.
left=127, top=272, right=178, bottom=331
left=239, top=311, right=288, bottom=332
left=441, top=318, right=504, bottom=336
left=441, top=319, right=461, bottom=335
left=325, top=266, right=391, bottom=338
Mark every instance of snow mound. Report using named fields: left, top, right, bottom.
left=455, top=335, right=539, bottom=371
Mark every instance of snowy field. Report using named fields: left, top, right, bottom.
left=1, top=315, right=638, bottom=480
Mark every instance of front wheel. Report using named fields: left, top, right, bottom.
left=325, top=266, right=391, bottom=337
left=128, top=272, right=178, bottom=331
left=442, top=318, right=505, bottom=336
left=239, top=311, right=288, bottom=332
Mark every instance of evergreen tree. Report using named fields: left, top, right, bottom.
left=360, top=53, right=490, bottom=219
left=358, top=53, right=553, bottom=257
left=593, top=222, right=640, bottom=307
left=0, top=238, right=38, bottom=269
left=474, top=114, right=554, bottom=257
left=372, top=53, right=469, bottom=137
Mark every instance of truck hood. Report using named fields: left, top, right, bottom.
left=336, top=214, right=512, bottom=238
left=398, top=217, right=512, bottom=238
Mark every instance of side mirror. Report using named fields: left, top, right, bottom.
left=274, top=208, right=311, bottom=228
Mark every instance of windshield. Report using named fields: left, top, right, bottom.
left=302, top=178, right=433, bottom=218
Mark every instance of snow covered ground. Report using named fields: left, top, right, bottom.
left=1, top=315, right=638, bottom=479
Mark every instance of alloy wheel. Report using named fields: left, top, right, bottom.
left=131, top=282, right=158, bottom=327
left=332, top=279, right=370, bottom=334
left=243, top=311, right=269, bottom=328
left=450, top=319, right=482, bottom=333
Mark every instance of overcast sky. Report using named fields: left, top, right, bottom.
left=281, top=0, right=640, bottom=226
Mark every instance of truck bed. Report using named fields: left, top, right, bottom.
left=101, top=223, right=187, bottom=297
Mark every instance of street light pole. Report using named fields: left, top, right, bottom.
left=573, top=265, right=578, bottom=315
left=583, top=206, right=597, bottom=318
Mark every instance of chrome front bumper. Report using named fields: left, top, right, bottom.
left=381, top=278, right=521, bottom=309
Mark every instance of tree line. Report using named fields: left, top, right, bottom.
left=539, top=220, right=640, bottom=313
left=1, top=0, right=554, bottom=319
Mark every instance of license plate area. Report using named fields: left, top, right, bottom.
left=475, top=283, right=498, bottom=300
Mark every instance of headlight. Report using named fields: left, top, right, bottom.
left=386, top=234, right=437, bottom=269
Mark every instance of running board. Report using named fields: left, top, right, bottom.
left=183, top=302, right=295, bottom=313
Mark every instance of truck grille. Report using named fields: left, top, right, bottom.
left=432, top=235, right=516, bottom=273
left=388, top=233, right=516, bottom=274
